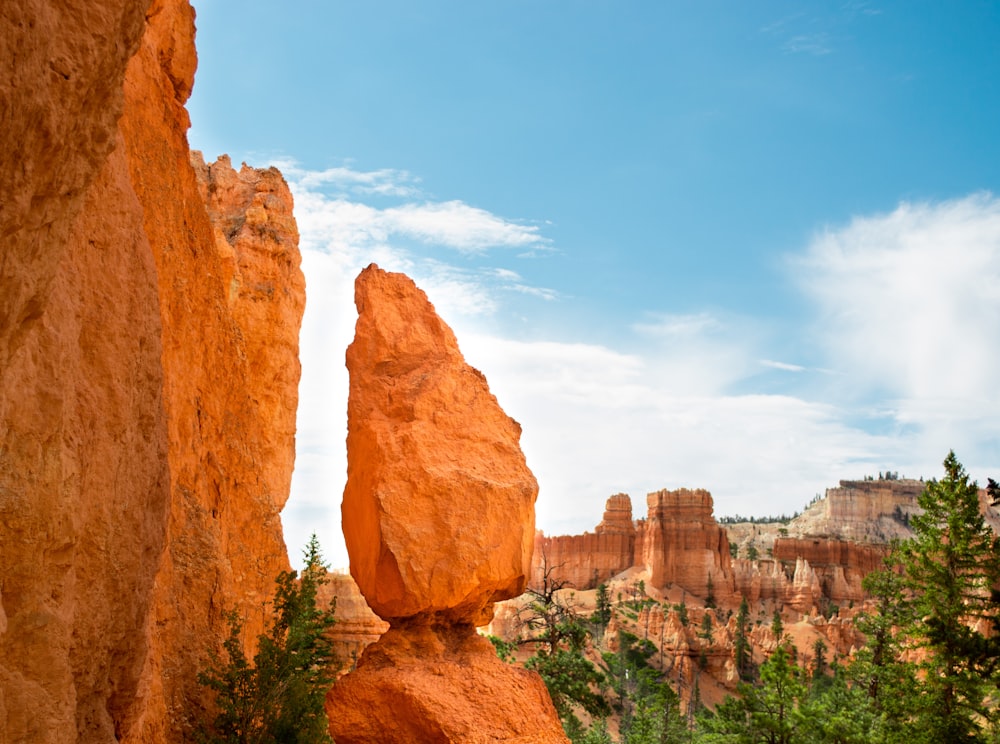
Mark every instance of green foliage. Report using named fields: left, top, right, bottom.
left=705, top=576, right=717, bottom=609
left=698, top=643, right=805, bottom=744
left=798, top=669, right=878, bottom=744
left=770, top=610, right=783, bottom=642
left=527, top=642, right=611, bottom=735
left=699, top=612, right=713, bottom=643
left=593, top=583, right=613, bottom=628
left=734, top=596, right=753, bottom=683
left=893, top=451, right=1000, bottom=741
left=197, top=535, right=338, bottom=744
left=675, top=601, right=689, bottom=627
left=746, top=544, right=759, bottom=562
left=488, top=634, right=517, bottom=663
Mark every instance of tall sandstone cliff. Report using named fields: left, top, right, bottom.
left=0, top=1, right=304, bottom=741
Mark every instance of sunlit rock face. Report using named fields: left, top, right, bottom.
left=532, top=490, right=737, bottom=604
left=341, top=264, right=538, bottom=625
left=0, top=1, right=305, bottom=740
left=639, top=488, right=737, bottom=602
left=328, top=265, right=567, bottom=743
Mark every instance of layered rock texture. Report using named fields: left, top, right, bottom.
left=0, top=1, right=304, bottom=741
left=327, top=265, right=567, bottom=743
left=533, top=488, right=736, bottom=603
left=532, top=478, right=928, bottom=614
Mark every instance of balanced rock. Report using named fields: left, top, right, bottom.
left=329, top=265, right=567, bottom=742
left=342, top=264, right=538, bottom=623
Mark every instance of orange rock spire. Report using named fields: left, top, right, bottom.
left=341, top=264, right=538, bottom=624
left=328, top=264, right=567, bottom=743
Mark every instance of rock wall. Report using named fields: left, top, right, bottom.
left=532, top=493, right=636, bottom=589
left=532, top=490, right=735, bottom=603
left=0, top=1, right=305, bottom=741
left=319, top=573, right=389, bottom=673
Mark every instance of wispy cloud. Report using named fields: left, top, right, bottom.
left=761, top=359, right=806, bottom=372
left=294, top=165, right=421, bottom=197
left=783, top=33, right=833, bottom=56
left=633, top=312, right=724, bottom=338
left=287, top=167, right=551, bottom=257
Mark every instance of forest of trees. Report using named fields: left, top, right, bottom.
left=499, top=452, right=1000, bottom=744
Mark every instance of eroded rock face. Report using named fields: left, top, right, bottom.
left=0, top=1, right=304, bottom=741
left=341, top=264, right=538, bottom=624
left=328, top=623, right=567, bottom=744
left=532, top=490, right=736, bottom=603
left=329, top=265, right=566, bottom=742
left=640, top=488, right=736, bottom=602
left=318, top=573, right=390, bottom=673
left=532, top=494, right=637, bottom=589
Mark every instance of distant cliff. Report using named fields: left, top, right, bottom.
left=530, top=478, right=935, bottom=614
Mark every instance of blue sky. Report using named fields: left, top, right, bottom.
left=188, top=1, right=1000, bottom=569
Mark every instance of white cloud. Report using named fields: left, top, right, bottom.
left=792, top=192, right=1000, bottom=479
left=381, top=201, right=550, bottom=255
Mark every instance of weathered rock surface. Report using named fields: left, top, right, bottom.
left=341, top=264, right=538, bottom=624
left=532, top=490, right=735, bottom=603
left=642, top=489, right=736, bottom=602
left=0, top=1, right=304, bottom=741
left=329, top=265, right=566, bottom=742
left=328, top=623, right=567, bottom=744
left=533, top=493, right=637, bottom=589
left=318, top=573, right=389, bottom=673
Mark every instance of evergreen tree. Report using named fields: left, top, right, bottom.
left=593, top=583, right=613, bottom=628
left=520, top=555, right=610, bottom=735
left=734, top=596, right=752, bottom=682
left=698, top=643, right=804, bottom=744
left=699, top=612, right=713, bottom=643
left=198, top=535, right=338, bottom=744
left=770, top=610, right=784, bottom=642
left=676, top=601, right=689, bottom=627
left=894, top=451, right=1000, bottom=741
left=810, top=638, right=827, bottom=682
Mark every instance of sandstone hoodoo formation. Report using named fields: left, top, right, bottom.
left=533, top=479, right=926, bottom=615
left=533, top=488, right=736, bottom=603
left=1, top=1, right=304, bottom=741
left=327, top=265, right=567, bottom=743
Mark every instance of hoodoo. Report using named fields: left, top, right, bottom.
left=327, top=265, right=567, bottom=743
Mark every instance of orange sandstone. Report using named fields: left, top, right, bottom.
left=0, top=1, right=304, bottom=740
left=341, top=264, right=538, bottom=624
left=328, top=265, right=566, bottom=742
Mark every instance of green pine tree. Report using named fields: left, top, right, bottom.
left=895, top=452, right=1000, bottom=742
left=198, top=535, right=339, bottom=744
